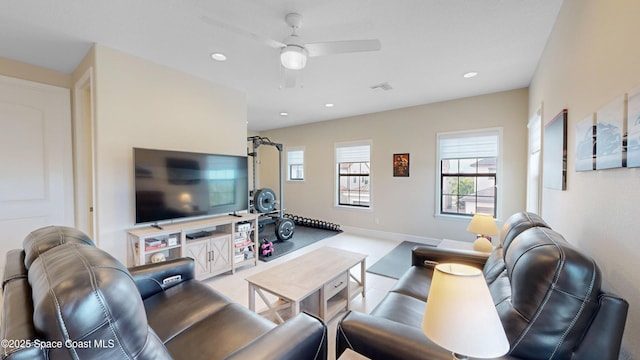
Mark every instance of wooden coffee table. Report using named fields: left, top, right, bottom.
left=246, top=246, right=366, bottom=323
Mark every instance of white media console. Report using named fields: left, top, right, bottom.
left=126, top=213, right=259, bottom=280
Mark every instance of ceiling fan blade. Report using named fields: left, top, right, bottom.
left=305, top=39, right=381, bottom=57
left=200, top=15, right=285, bottom=49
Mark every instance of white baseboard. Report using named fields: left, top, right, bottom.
left=341, top=225, right=441, bottom=246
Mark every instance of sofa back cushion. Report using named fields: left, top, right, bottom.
left=28, top=243, right=171, bottom=359
left=493, top=227, right=602, bottom=359
left=23, top=226, right=95, bottom=269
left=499, top=211, right=549, bottom=251
left=483, top=211, right=550, bottom=284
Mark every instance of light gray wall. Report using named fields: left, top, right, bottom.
left=258, top=88, right=528, bottom=244
left=530, top=0, right=640, bottom=358
left=91, top=45, right=247, bottom=264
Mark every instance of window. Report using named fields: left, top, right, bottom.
left=437, top=129, right=500, bottom=217
left=336, top=142, right=371, bottom=207
left=287, top=147, right=304, bottom=181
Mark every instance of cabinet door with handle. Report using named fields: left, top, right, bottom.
left=184, top=239, right=210, bottom=279
left=210, top=235, right=231, bottom=272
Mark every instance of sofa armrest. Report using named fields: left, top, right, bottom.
left=336, top=311, right=452, bottom=360
left=2, top=250, right=27, bottom=291
left=225, top=312, right=327, bottom=360
left=411, top=246, right=490, bottom=269
left=128, top=257, right=195, bottom=299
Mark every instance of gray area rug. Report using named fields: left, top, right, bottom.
left=258, top=224, right=341, bottom=262
left=366, top=241, right=435, bottom=279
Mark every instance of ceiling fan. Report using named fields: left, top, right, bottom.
left=201, top=12, right=381, bottom=72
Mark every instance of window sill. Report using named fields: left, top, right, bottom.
left=334, top=204, right=373, bottom=212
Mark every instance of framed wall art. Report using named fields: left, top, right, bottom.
left=627, top=85, right=640, bottom=167
left=393, top=153, right=410, bottom=177
left=543, top=109, right=567, bottom=190
left=575, top=113, right=595, bottom=171
left=595, top=95, right=625, bottom=170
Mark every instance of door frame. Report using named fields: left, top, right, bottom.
left=73, top=67, right=98, bottom=242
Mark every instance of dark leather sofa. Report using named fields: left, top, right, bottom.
left=337, top=212, right=629, bottom=360
left=1, top=225, right=327, bottom=360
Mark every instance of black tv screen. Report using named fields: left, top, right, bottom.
left=133, top=148, right=249, bottom=224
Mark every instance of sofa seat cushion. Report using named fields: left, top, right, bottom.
left=143, top=280, right=235, bottom=342
left=389, top=266, right=433, bottom=302
left=370, top=292, right=426, bottom=328
left=165, top=302, right=276, bottom=360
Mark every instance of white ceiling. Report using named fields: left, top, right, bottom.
left=0, top=0, right=563, bottom=131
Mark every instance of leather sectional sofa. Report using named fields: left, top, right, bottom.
left=1, top=226, right=327, bottom=360
left=337, top=212, right=629, bottom=360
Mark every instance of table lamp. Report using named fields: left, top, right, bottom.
left=422, top=263, right=509, bottom=360
left=466, top=213, right=498, bottom=252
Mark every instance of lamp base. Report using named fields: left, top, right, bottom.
left=452, top=353, right=469, bottom=360
left=473, top=237, right=493, bottom=252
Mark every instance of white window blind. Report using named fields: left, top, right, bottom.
left=439, top=132, right=498, bottom=159
left=336, top=145, right=370, bottom=162
left=287, top=149, right=304, bottom=165
left=287, top=148, right=304, bottom=181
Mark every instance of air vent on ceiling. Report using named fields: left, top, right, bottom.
left=370, top=82, right=393, bottom=91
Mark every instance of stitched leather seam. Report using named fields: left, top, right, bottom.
left=38, top=244, right=72, bottom=359
left=509, top=230, right=564, bottom=357
left=548, top=258, right=596, bottom=359
left=337, top=325, right=354, bottom=351
left=312, top=325, right=327, bottom=360
left=71, top=244, right=133, bottom=360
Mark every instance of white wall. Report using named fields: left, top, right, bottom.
left=91, top=45, right=247, bottom=263
left=259, top=88, right=528, bottom=244
left=530, top=0, right=640, bottom=358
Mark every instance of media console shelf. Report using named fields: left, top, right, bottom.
left=127, top=213, right=259, bottom=280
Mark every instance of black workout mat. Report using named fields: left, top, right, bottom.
left=366, top=241, right=436, bottom=279
left=258, top=224, right=341, bottom=262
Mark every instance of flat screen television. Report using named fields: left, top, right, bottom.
left=133, top=147, right=249, bottom=225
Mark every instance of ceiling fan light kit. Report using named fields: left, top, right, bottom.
left=280, top=45, right=307, bottom=70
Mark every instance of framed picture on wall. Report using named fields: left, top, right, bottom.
left=575, top=113, right=596, bottom=171
left=626, top=85, right=640, bottom=167
left=393, top=153, right=410, bottom=177
left=543, top=109, right=567, bottom=190
left=595, top=95, right=625, bottom=170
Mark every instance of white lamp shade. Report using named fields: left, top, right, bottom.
left=466, top=213, right=499, bottom=237
left=422, top=263, right=509, bottom=358
left=280, top=45, right=307, bottom=70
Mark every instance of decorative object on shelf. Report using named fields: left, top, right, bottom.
left=150, top=252, right=166, bottom=263
left=466, top=213, right=498, bottom=252
left=595, top=95, right=625, bottom=170
left=393, top=153, right=410, bottom=177
left=422, top=263, right=509, bottom=360
left=543, top=109, right=567, bottom=190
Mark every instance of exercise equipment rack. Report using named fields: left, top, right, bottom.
left=247, top=136, right=295, bottom=241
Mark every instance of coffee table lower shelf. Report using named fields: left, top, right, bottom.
left=246, top=247, right=367, bottom=324
left=252, top=276, right=364, bottom=323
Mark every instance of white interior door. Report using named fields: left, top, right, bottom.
left=0, top=75, right=74, bottom=270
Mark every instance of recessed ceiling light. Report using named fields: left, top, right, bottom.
left=463, top=71, right=478, bottom=78
left=325, top=103, right=335, bottom=108
left=280, top=112, right=288, bottom=116
left=210, top=53, right=227, bottom=61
